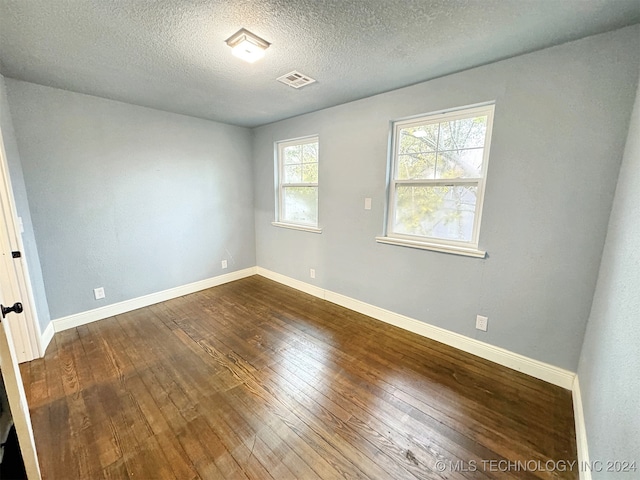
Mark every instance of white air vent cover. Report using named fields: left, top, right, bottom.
left=277, top=71, right=316, bottom=89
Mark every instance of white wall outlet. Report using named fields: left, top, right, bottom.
left=476, top=315, right=488, bottom=332
left=221, top=260, right=228, bottom=269
left=364, top=197, right=372, bottom=210
left=94, top=287, right=105, bottom=300
left=309, top=268, right=316, bottom=279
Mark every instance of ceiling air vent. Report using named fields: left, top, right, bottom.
left=277, top=71, right=316, bottom=89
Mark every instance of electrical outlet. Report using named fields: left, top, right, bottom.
left=476, top=315, right=488, bottom=332
left=364, top=197, right=372, bottom=210
left=309, top=268, right=316, bottom=279
left=221, top=260, right=228, bottom=269
left=94, top=287, right=105, bottom=300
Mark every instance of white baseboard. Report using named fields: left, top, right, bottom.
left=572, top=376, right=591, bottom=480
left=258, top=267, right=325, bottom=298
left=40, top=321, right=55, bottom=356
left=256, top=267, right=576, bottom=389
left=49, top=267, right=257, bottom=334
left=42, top=265, right=576, bottom=390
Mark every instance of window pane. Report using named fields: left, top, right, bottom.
left=302, top=163, right=318, bottom=183
left=283, top=164, right=302, bottom=183
left=397, top=153, right=436, bottom=179
left=283, top=145, right=302, bottom=165
left=282, top=186, right=318, bottom=225
left=398, top=124, right=439, bottom=154
left=438, top=116, right=487, bottom=150
left=393, top=185, right=477, bottom=241
left=302, top=142, right=318, bottom=163
left=435, top=148, right=484, bottom=179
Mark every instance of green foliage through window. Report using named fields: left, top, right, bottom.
left=387, top=105, right=494, bottom=246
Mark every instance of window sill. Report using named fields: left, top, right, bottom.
left=375, top=236, right=486, bottom=258
left=272, top=222, right=323, bottom=234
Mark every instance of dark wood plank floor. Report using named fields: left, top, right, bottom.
left=20, top=275, right=577, bottom=479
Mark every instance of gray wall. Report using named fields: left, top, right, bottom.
left=253, top=26, right=640, bottom=371
left=0, top=74, right=50, bottom=331
left=577, top=71, right=640, bottom=476
left=6, top=80, right=255, bottom=320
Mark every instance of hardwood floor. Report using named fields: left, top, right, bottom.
left=20, top=275, right=577, bottom=479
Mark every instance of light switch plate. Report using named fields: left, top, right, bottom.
left=364, top=197, right=372, bottom=210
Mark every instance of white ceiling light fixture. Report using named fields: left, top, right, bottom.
left=225, top=28, right=270, bottom=63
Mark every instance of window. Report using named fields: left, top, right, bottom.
left=273, top=136, right=320, bottom=232
left=378, top=104, right=495, bottom=257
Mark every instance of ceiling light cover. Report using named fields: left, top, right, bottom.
left=225, top=28, right=270, bottom=63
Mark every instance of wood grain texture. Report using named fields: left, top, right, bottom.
left=20, top=275, right=577, bottom=479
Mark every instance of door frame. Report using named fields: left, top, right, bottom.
left=0, top=121, right=43, bottom=362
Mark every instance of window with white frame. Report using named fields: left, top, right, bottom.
left=379, top=104, right=494, bottom=256
left=275, top=136, right=319, bottom=229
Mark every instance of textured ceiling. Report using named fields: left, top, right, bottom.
left=1, top=0, right=639, bottom=128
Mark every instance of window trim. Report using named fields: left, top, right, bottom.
left=274, top=135, right=321, bottom=231
left=271, top=221, right=322, bottom=234
left=378, top=103, right=495, bottom=257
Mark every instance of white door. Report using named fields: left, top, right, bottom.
left=0, top=141, right=41, bottom=478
